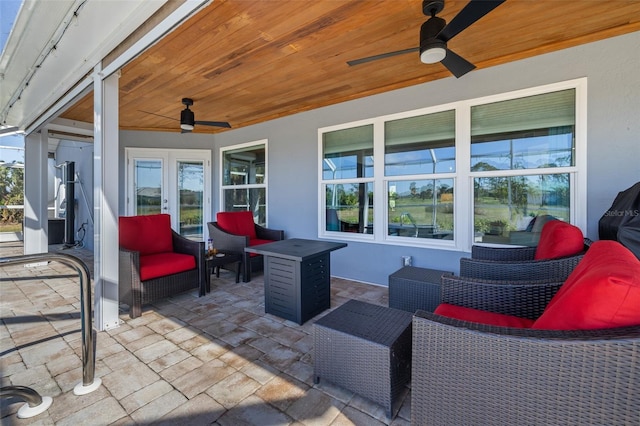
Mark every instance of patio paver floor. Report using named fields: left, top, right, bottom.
left=0, top=241, right=411, bottom=425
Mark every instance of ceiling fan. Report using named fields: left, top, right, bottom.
left=347, top=0, right=505, bottom=78
left=140, top=98, right=231, bottom=133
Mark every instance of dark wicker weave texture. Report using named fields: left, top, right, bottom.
left=441, top=274, right=563, bottom=320
left=460, top=238, right=592, bottom=282
left=119, top=230, right=204, bottom=318
left=388, top=266, right=451, bottom=313
left=411, top=274, right=640, bottom=426
left=207, top=221, right=284, bottom=282
left=314, top=300, right=412, bottom=418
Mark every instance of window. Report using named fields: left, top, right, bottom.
left=385, top=110, right=455, bottom=240
left=220, top=141, right=267, bottom=226
left=471, top=89, right=576, bottom=246
left=319, top=79, right=586, bottom=250
left=323, top=125, right=374, bottom=233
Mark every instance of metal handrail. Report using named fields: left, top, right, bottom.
left=0, top=252, right=98, bottom=391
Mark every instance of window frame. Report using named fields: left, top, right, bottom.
left=318, top=78, right=587, bottom=251
left=219, top=139, right=269, bottom=226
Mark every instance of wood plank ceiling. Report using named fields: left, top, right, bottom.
left=60, top=0, right=640, bottom=134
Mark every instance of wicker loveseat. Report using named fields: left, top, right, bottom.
left=119, top=214, right=204, bottom=318
left=460, top=220, right=591, bottom=282
left=207, top=211, right=284, bottom=282
left=412, top=240, right=640, bottom=426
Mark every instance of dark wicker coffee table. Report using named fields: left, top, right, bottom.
left=314, top=299, right=413, bottom=418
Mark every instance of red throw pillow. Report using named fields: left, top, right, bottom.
left=532, top=240, right=640, bottom=330
left=434, top=303, right=535, bottom=328
left=217, top=211, right=257, bottom=239
left=534, top=220, right=584, bottom=260
left=119, top=214, right=173, bottom=256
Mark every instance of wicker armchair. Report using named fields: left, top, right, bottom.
left=207, top=211, right=284, bottom=282
left=411, top=274, right=640, bottom=426
left=119, top=214, right=205, bottom=318
left=460, top=237, right=592, bottom=281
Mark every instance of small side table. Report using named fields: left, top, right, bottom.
left=388, top=266, right=451, bottom=313
left=314, top=300, right=413, bottom=418
left=201, top=251, right=242, bottom=296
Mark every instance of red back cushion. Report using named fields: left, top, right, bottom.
left=532, top=240, right=640, bottom=330
left=216, top=211, right=257, bottom=239
left=534, top=220, right=584, bottom=260
left=119, top=214, right=173, bottom=256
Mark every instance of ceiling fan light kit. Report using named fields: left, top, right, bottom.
left=347, top=0, right=505, bottom=78
left=420, top=42, right=447, bottom=64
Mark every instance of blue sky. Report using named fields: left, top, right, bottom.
left=1, top=0, right=25, bottom=163
left=1, top=0, right=22, bottom=54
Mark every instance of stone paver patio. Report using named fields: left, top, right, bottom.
left=1, top=241, right=411, bottom=425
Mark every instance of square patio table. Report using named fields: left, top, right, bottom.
left=314, top=299, right=413, bottom=418
left=245, top=238, right=347, bottom=324
left=388, top=266, right=451, bottom=313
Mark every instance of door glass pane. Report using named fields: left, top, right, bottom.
left=388, top=179, right=454, bottom=239
left=178, top=161, right=204, bottom=239
left=134, top=159, right=162, bottom=215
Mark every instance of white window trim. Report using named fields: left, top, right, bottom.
left=219, top=139, right=269, bottom=223
left=318, top=78, right=587, bottom=252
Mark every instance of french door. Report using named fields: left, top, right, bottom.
left=125, top=148, right=211, bottom=241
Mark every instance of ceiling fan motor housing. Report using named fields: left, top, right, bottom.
left=181, top=106, right=195, bottom=126
left=420, top=16, right=447, bottom=63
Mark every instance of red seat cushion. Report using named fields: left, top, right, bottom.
left=216, top=211, right=257, bottom=239
left=119, top=214, right=173, bottom=256
left=534, top=220, right=585, bottom=260
left=434, top=303, right=535, bottom=328
left=532, top=240, right=640, bottom=330
left=139, top=252, right=196, bottom=281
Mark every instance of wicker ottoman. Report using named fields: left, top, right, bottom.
left=314, top=299, right=413, bottom=418
left=389, top=266, right=451, bottom=313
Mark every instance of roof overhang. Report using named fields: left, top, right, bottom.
left=0, top=0, right=205, bottom=132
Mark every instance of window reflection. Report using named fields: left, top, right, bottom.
left=387, top=179, right=454, bottom=239
left=385, top=110, right=455, bottom=176
left=325, top=183, right=373, bottom=233
left=221, top=144, right=267, bottom=226
left=473, top=173, right=570, bottom=246
left=135, top=160, right=162, bottom=215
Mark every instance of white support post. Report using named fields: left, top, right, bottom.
left=23, top=131, right=49, bottom=254
left=93, top=64, right=121, bottom=330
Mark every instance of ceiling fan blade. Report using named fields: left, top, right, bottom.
left=195, top=120, right=231, bottom=128
left=437, top=0, right=505, bottom=43
left=139, top=110, right=178, bottom=121
left=347, top=47, right=419, bottom=66
left=440, top=48, right=476, bottom=78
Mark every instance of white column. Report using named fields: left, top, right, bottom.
left=93, top=65, right=121, bottom=330
left=23, top=131, right=49, bottom=254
